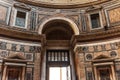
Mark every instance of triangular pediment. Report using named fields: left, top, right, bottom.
left=7, top=54, right=26, bottom=60
left=94, top=54, right=110, bottom=60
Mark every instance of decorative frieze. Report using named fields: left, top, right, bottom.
left=0, top=50, right=9, bottom=58
left=93, top=46, right=98, bottom=52
left=0, top=39, right=41, bottom=63
left=85, top=53, right=93, bottom=61
left=75, top=41, right=119, bottom=53
left=25, top=53, right=34, bottom=61
left=29, top=46, right=36, bottom=53
left=11, top=44, right=17, bottom=51
left=0, top=42, right=7, bottom=50
left=0, top=40, right=41, bottom=53
left=20, top=45, right=25, bottom=52
left=110, top=43, right=118, bottom=49
left=75, top=47, right=83, bottom=53
left=74, top=40, right=120, bottom=63
left=101, top=44, right=106, bottom=51
left=110, top=50, right=117, bottom=57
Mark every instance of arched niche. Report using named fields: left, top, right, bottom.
left=38, top=17, right=79, bottom=36
left=42, top=20, right=75, bottom=40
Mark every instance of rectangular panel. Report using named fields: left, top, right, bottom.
left=0, top=4, right=11, bottom=24
left=25, top=53, right=34, bottom=61
left=0, top=6, right=7, bottom=21
left=30, top=11, right=37, bottom=31
left=108, top=7, right=120, bottom=24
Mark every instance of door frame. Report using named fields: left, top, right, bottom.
left=46, top=49, right=71, bottom=80
left=93, top=62, right=116, bottom=80
left=97, top=66, right=112, bottom=80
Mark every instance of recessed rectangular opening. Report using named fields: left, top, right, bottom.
left=90, top=13, right=101, bottom=29
left=46, top=50, right=71, bottom=80
left=15, top=11, right=26, bottom=27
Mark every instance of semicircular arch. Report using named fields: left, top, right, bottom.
left=38, top=17, right=80, bottom=35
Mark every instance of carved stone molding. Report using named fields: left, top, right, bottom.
left=86, top=5, right=103, bottom=12
left=71, top=26, right=120, bottom=46
left=14, top=3, right=31, bottom=11
left=75, top=47, right=84, bottom=53
left=0, top=24, right=45, bottom=42
left=16, top=0, right=110, bottom=9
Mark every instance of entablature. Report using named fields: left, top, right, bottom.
left=0, top=24, right=45, bottom=42
left=71, top=26, right=120, bottom=47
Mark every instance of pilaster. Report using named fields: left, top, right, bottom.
left=33, top=47, right=41, bottom=80
left=2, top=65, right=7, bottom=80
left=74, top=47, right=86, bottom=80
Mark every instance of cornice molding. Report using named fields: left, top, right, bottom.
left=14, top=3, right=31, bottom=11
left=0, top=24, right=45, bottom=42
left=1, top=24, right=120, bottom=47
left=15, top=0, right=110, bottom=9
left=71, top=27, right=120, bottom=46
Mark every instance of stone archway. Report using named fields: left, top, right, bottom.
left=38, top=17, right=79, bottom=35
left=40, top=17, right=78, bottom=80
left=42, top=19, right=74, bottom=40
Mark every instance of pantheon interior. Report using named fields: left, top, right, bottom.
left=0, top=0, right=120, bottom=80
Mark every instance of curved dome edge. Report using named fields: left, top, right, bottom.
left=16, top=0, right=110, bottom=9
